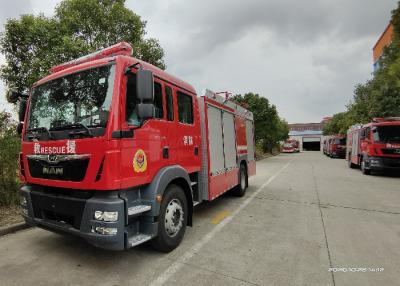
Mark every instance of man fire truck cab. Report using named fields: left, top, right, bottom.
left=327, top=135, right=346, bottom=158
left=282, top=140, right=296, bottom=153
left=12, top=43, right=256, bottom=252
left=346, top=118, right=400, bottom=174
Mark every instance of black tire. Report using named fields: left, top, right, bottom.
left=232, top=164, right=247, bottom=197
left=361, top=158, right=371, bottom=175
left=150, top=184, right=188, bottom=252
left=348, top=154, right=355, bottom=169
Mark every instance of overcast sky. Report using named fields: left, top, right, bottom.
left=0, top=0, right=397, bottom=123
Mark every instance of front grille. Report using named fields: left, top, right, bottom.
left=382, top=157, right=400, bottom=167
left=31, top=190, right=86, bottom=229
left=27, top=158, right=89, bottom=182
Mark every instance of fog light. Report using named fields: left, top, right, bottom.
left=103, top=211, right=118, bottom=222
left=21, top=196, right=27, bottom=207
left=92, top=226, right=117, bottom=235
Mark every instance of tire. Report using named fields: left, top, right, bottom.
left=232, top=164, right=247, bottom=197
left=150, top=184, right=188, bottom=252
left=361, top=158, right=371, bottom=175
left=348, top=154, right=355, bottom=169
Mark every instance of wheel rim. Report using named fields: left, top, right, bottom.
left=240, top=170, right=246, bottom=190
left=165, top=199, right=184, bottom=237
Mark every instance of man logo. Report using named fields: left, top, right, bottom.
left=48, top=154, right=58, bottom=163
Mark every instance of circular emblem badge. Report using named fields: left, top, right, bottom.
left=133, top=149, right=147, bottom=173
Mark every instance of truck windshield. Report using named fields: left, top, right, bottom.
left=335, top=138, right=346, bottom=145
left=27, top=65, right=115, bottom=139
left=373, top=125, right=400, bottom=143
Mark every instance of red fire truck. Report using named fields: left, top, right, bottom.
left=282, top=140, right=297, bottom=153
left=327, top=135, right=346, bottom=158
left=346, top=118, right=400, bottom=174
left=11, top=43, right=256, bottom=251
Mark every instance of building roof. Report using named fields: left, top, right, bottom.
left=289, top=130, right=323, bottom=136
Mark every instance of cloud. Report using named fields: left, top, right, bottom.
left=0, top=0, right=33, bottom=28
left=0, top=0, right=398, bottom=123
left=128, top=0, right=397, bottom=122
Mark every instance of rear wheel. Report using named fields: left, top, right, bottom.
left=150, top=184, right=188, bottom=252
left=232, top=164, right=247, bottom=197
left=348, top=154, right=355, bottom=168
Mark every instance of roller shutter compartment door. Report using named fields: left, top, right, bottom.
left=246, top=120, right=255, bottom=161
left=207, top=105, right=225, bottom=176
left=222, top=112, right=237, bottom=170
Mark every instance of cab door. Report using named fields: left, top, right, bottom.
left=172, top=89, right=201, bottom=173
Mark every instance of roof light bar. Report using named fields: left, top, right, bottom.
left=50, top=42, right=133, bottom=73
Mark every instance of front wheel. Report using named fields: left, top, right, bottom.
left=150, top=184, right=188, bottom=252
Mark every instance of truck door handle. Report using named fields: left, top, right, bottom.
left=194, top=146, right=199, bottom=156
left=163, top=147, right=169, bottom=159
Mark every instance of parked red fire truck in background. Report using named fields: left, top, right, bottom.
left=12, top=43, right=256, bottom=252
left=326, top=135, right=346, bottom=158
left=346, top=118, right=400, bottom=174
left=282, top=139, right=299, bottom=153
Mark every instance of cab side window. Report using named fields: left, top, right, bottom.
left=165, top=86, right=174, bottom=121
left=154, top=82, right=164, bottom=119
left=177, top=91, right=193, bottom=124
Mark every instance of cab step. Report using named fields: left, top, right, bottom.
left=128, top=233, right=152, bottom=247
left=128, top=205, right=151, bottom=216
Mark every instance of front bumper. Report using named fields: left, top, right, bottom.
left=331, top=149, right=346, bottom=158
left=367, top=156, right=400, bottom=171
left=20, top=185, right=156, bottom=250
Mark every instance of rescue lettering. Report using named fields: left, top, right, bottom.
left=34, top=140, right=76, bottom=154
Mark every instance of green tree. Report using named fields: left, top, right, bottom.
left=0, top=111, right=20, bottom=206
left=231, top=93, right=289, bottom=153
left=0, top=0, right=165, bottom=97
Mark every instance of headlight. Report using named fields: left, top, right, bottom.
left=93, top=211, right=118, bottom=222
left=103, top=211, right=118, bottom=222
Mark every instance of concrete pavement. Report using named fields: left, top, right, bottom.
left=0, top=152, right=399, bottom=286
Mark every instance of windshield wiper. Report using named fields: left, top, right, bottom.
left=50, top=123, right=94, bottom=137
left=26, top=127, right=53, bottom=140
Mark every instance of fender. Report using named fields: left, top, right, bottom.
left=142, top=165, right=193, bottom=219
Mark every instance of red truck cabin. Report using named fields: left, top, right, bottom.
left=327, top=135, right=346, bottom=158
left=346, top=118, right=400, bottom=174
left=18, top=43, right=256, bottom=251
left=282, top=141, right=295, bottom=153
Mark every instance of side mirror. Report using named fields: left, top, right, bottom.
left=19, top=99, right=27, bottom=122
left=17, top=123, right=24, bottom=135
left=7, top=89, right=23, bottom=104
left=136, top=103, right=154, bottom=120
left=136, top=69, right=154, bottom=102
